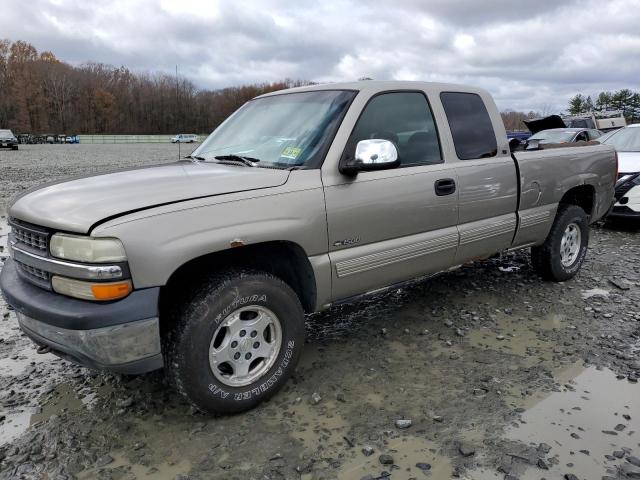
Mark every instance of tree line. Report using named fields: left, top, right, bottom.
left=0, top=39, right=310, bottom=135
left=568, top=90, right=640, bottom=120
left=500, top=110, right=542, bottom=131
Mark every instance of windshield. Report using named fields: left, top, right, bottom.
left=192, top=90, right=356, bottom=168
left=528, top=130, right=576, bottom=143
left=602, top=127, right=640, bottom=152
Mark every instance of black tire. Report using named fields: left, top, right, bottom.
left=165, top=269, right=305, bottom=414
left=11, top=145, right=18, bottom=150
left=531, top=204, right=589, bottom=281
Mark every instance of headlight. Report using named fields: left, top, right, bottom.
left=50, top=233, right=127, bottom=263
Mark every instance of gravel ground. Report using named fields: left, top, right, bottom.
left=0, top=143, right=185, bottom=210
left=0, top=144, right=639, bottom=480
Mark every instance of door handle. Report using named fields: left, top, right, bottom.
left=435, top=178, right=456, bottom=196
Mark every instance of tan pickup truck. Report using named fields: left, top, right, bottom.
left=0, top=81, right=617, bottom=413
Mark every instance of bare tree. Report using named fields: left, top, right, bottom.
left=0, top=39, right=308, bottom=134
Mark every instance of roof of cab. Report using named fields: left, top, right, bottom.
left=255, top=80, right=491, bottom=99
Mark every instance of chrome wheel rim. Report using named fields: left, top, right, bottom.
left=560, top=222, right=581, bottom=267
left=209, top=305, right=282, bottom=387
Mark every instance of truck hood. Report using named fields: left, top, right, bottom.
left=9, top=162, right=290, bottom=233
left=618, top=151, right=640, bottom=174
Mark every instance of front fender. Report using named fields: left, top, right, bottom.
left=92, top=171, right=327, bottom=289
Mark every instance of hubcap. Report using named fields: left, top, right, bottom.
left=209, top=305, right=282, bottom=387
left=560, top=222, right=582, bottom=267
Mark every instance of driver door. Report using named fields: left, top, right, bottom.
left=323, top=91, right=459, bottom=300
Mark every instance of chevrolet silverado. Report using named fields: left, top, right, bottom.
left=0, top=81, right=617, bottom=413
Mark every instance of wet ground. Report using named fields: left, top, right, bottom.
left=0, top=144, right=639, bottom=480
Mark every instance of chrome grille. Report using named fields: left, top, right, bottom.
left=15, top=260, right=51, bottom=290
left=10, top=221, right=49, bottom=253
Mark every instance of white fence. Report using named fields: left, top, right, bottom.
left=78, top=134, right=205, bottom=144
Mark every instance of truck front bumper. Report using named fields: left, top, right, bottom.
left=0, top=258, right=163, bottom=374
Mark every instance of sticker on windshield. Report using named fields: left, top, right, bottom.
left=281, top=146, right=301, bottom=159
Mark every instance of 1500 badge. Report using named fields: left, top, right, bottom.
left=333, top=237, right=361, bottom=247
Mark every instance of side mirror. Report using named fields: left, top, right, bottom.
left=340, top=139, right=400, bottom=176
left=525, top=138, right=542, bottom=150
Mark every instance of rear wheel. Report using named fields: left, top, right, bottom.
left=531, top=205, right=589, bottom=281
left=165, top=270, right=305, bottom=414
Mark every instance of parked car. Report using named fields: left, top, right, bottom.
left=596, top=129, right=619, bottom=143
left=526, top=127, right=603, bottom=148
left=601, top=124, right=640, bottom=220
left=65, top=135, right=79, bottom=144
left=171, top=134, right=198, bottom=143
left=17, top=133, right=31, bottom=144
left=0, top=81, right=617, bottom=414
left=506, top=131, right=531, bottom=142
left=0, top=129, right=19, bottom=150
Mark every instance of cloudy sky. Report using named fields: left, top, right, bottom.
left=2, top=0, right=639, bottom=112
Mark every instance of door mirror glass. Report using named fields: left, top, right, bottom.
left=341, top=139, right=399, bottom=175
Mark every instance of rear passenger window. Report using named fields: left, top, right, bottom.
left=345, top=92, right=442, bottom=167
left=440, top=92, right=498, bottom=160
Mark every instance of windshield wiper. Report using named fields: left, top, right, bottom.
left=185, top=154, right=206, bottom=161
left=214, top=154, right=260, bottom=167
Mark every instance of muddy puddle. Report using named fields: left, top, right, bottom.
left=77, top=452, right=191, bottom=480
left=337, top=436, right=452, bottom=480
left=0, top=372, right=105, bottom=446
left=471, top=365, right=640, bottom=480
left=467, top=311, right=567, bottom=365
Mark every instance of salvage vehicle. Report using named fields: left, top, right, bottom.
left=0, top=129, right=19, bottom=150
left=525, top=127, right=602, bottom=148
left=602, top=124, right=640, bottom=220
left=564, top=111, right=627, bottom=132
left=0, top=81, right=617, bottom=414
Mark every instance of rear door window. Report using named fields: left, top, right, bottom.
left=440, top=92, right=498, bottom=160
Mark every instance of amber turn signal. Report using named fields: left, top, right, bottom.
left=91, top=281, right=133, bottom=300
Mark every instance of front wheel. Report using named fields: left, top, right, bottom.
left=531, top=205, right=589, bottom=281
left=165, top=270, right=305, bottom=414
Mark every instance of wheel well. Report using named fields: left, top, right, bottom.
left=160, top=241, right=317, bottom=317
left=559, top=185, right=595, bottom=216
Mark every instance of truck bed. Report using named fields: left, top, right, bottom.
left=511, top=143, right=617, bottom=247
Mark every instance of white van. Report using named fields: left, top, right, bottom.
left=171, top=134, right=198, bottom=143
